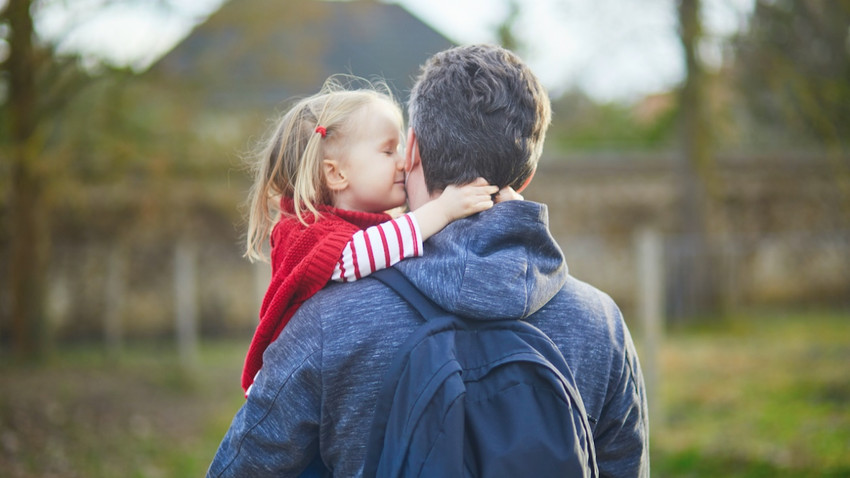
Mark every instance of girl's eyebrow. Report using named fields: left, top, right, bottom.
left=379, top=136, right=398, bottom=147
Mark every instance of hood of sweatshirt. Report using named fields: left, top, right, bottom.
left=395, top=200, right=568, bottom=320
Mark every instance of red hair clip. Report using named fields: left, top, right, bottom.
left=315, top=126, right=327, bottom=138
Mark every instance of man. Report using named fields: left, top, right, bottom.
left=208, top=44, right=649, bottom=477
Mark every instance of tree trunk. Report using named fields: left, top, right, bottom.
left=6, top=0, right=50, bottom=359
left=675, top=0, right=715, bottom=320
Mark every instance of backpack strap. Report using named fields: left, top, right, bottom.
left=365, top=268, right=460, bottom=477
left=371, top=268, right=447, bottom=322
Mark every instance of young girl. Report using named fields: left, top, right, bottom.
left=240, top=78, right=499, bottom=394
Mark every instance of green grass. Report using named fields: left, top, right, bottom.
left=1, top=309, right=848, bottom=477
left=646, top=309, right=850, bottom=477
left=0, top=340, right=247, bottom=478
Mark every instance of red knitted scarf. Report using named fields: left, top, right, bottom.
left=241, top=198, right=391, bottom=392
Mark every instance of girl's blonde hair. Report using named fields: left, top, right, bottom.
left=244, top=76, right=403, bottom=262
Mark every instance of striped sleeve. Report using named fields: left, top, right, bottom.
left=331, top=213, right=423, bottom=282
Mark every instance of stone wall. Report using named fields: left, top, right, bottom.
left=4, top=154, right=846, bottom=342
left=524, top=153, right=850, bottom=315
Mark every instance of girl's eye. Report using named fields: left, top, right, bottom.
left=382, top=143, right=399, bottom=156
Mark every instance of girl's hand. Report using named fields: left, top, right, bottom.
left=411, top=178, right=497, bottom=241
left=438, top=177, right=499, bottom=221
left=494, top=186, right=523, bottom=203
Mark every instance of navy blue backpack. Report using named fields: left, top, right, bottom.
left=363, top=268, right=598, bottom=478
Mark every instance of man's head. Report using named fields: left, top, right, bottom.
left=406, top=44, right=551, bottom=202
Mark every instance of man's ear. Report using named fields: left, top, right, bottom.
left=516, top=166, right=536, bottom=193
left=323, top=159, right=347, bottom=191
left=404, top=127, right=420, bottom=172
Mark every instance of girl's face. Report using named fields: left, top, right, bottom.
left=329, top=100, right=406, bottom=213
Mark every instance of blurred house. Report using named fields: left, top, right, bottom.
left=148, top=0, right=453, bottom=111
left=144, top=0, right=456, bottom=185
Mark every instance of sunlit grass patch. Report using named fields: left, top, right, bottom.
left=650, top=309, right=850, bottom=477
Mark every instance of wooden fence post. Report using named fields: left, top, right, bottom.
left=174, top=240, right=199, bottom=369
left=636, top=227, right=665, bottom=427
left=104, top=246, right=126, bottom=358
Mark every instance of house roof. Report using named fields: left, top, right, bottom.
left=148, top=0, right=455, bottom=110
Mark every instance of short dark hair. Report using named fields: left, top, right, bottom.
left=408, top=44, right=551, bottom=193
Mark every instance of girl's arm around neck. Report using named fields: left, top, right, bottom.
left=330, top=179, right=520, bottom=283
left=411, top=177, right=498, bottom=241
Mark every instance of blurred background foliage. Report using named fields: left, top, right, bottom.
left=0, top=0, right=849, bottom=476
left=732, top=0, right=850, bottom=151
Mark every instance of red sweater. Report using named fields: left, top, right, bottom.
left=241, top=198, right=390, bottom=392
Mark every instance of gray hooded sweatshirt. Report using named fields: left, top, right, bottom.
left=208, top=201, right=650, bottom=477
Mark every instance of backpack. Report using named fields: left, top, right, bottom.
left=362, top=268, right=598, bottom=478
